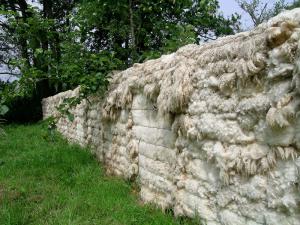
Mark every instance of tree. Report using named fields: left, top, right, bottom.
left=235, top=0, right=288, bottom=26
left=0, top=0, right=240, bottom=122
left=286, top=0, right=300, bottom=9
left=77, top=0, right=240, bottom=66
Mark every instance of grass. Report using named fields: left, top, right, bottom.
left=0, top=122, right=195, bottom=225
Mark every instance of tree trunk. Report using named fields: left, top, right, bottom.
left=128, top=0, right=137, bottom=64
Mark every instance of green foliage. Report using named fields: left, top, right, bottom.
left=0, top=123, right=196, bottom=225
left=286, top=0, right=300, bottom=9
left=0, top=92, right=9, bottom=117
left=56, top=97, right=82, bottom=122
left=0, top=104, right=9, bottom=116
left=0, top=82, right=9, bottom=119
left=77, top=0, right=239, bottom=64
left=0, top=0, right=240, bottom=122
left=236, top=0, right=295, bottom=27
left=0, top=98, right=8, bottom=135
left=58, top=41, right=121, bottom=94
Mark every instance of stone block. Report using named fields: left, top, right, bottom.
left=139, top=168, right=175, bottom=193
left=139, top=155, right=174, bottom=180
left=133, top=125, right=176, bottom=148
left=132, top=94, right=153, bottom=110
left=138, top=141, right=176, bottom=164
left=132, top=109, right=172, bottom=129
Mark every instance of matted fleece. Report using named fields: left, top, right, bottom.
left=42, top=9, right=300, bottom=225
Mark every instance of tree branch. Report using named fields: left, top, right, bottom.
left=258, top=3, right=268, bottom=22
left=0, top=72, right=20, bottom=76
left=199, top=34, right=217, bottom=41
left=0, top=22, right=11, bottom=31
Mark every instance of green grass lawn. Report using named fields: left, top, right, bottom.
left=0, top=123, right=195, bottom=225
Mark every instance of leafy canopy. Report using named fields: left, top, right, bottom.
left=0, top=0, right=239, bottom=122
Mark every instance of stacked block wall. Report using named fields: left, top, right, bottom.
left=43, top=9, right=300, bottom=225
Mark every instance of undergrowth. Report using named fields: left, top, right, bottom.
left=0, top=122, right=196, bottom=225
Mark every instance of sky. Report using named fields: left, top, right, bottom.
left=219, top=0, right=295, bottom=29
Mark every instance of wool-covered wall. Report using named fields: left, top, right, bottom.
left=43, top=9, right=300, bottom=225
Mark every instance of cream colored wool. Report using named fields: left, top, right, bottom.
left=42, top=9, right=300, bottom=225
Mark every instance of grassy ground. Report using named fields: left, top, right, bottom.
left=0, top=122, right=195, bottom=225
